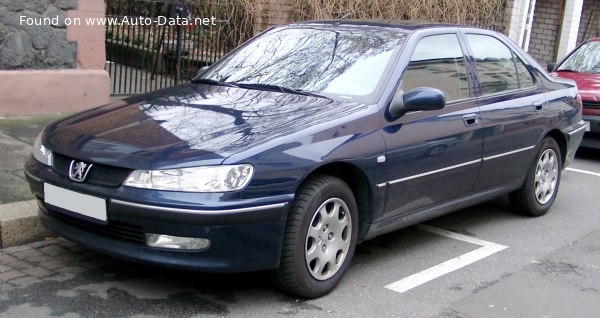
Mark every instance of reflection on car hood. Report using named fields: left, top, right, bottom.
left=44, top=84, right=365, bottom=169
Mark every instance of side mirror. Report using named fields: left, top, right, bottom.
left=388, top=87, right=446, bottom=118
left=196, top=66, right=210, bottom=76
left=547, top=62, right=556, bottom=72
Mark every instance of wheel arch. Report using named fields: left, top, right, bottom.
left=299, top=162, right=373, bottom=240
left=545, top=129, right=568, bottom=168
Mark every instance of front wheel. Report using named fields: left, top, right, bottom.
left=272, top=175, right=358, bottom=298
left=509, top=137, right=562, bottom=216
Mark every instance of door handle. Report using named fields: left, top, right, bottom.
left=532, top=101, right=543, bottom=111
left=462, top=114, right=479, bottom=127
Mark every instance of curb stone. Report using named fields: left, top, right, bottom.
left=0, top=200, right=53, bottom=248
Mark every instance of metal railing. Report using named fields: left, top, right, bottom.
left=105, top=0, right=242, bottom=95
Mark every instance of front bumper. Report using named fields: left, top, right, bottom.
left=583, top=114, right=600, bottom=133
left=24, top=158, right=292, bottom=272
left=580, top=115, right=600, bottom=149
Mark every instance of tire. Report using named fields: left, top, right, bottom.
left=509, top=137, right=562, bottom=217
left=273, top=175, right=358, bottom=298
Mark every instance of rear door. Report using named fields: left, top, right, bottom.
left=463, top=32, right=548, bottom=190
left=381, top=32, right=483, bottom=219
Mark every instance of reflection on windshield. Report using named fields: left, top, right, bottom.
left=200, top=25, right=407, bottom=103
left=558, top=41, right=600, bottom=73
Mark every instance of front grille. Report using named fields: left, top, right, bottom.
left=53, top=153, right=132, bottom=187
left=583, top=101, right=600, bottom=109
left=47, top=205, right=145, bottom=243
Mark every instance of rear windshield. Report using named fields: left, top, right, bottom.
left=557, top=41, right=600, bottom=73
left=199, top=25, right=407, bottom=103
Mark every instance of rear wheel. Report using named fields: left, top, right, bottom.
left=273, top=175, right=358, bottom=298
left=509, top=137, right=562, bottom=216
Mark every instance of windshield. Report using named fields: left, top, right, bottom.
left=557, top=41, right=600, bottom=73
left=197, top=25, right=407, bottom=103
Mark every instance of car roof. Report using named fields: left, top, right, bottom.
left=296, top=19, right=469, bottom=32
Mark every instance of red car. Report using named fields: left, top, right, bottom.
left=550, top=38, right=600, bottom=148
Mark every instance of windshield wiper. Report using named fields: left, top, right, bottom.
left=231, top=82, right=329, bottom=99
left=556, top=69, right=579, bottom=73
left=191, top=78, right=239, bottom=87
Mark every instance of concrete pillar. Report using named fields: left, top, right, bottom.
left=556, top=0, right=584, bottom=60
left=505, top=0, right=538, bottom=51
left=67, top=0, right=107, bottom=70
left=506, top=0, right=528, bottom=44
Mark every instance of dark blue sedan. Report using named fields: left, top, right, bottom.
left=25, top=21, right=586, bottom=298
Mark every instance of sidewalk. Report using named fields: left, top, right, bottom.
left=0, top=115, right=67, bottom=247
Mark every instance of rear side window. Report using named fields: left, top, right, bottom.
left=402, top=34, right=470, bottom=102
left=467, top=34, right=533, bottom=95
left=515, top=56, right=535, bottom=88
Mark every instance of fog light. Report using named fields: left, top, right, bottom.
left=145, top=234, right=210, bottom=250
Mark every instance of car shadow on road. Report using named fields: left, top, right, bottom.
left=576, top=146, right=600, bottom=160
left=354, top=196, right=518, bottom=261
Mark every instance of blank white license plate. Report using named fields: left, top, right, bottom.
left=585, top=121, right=591, bottom=132
left=44, top=183, right=107, bottom=222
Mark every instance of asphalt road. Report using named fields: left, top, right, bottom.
left=0, top=147, right=599, bottom=318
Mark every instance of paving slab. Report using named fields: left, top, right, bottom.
left=0, top=115, right=65, bottom=247
left=436, top=229, right=600, bottom=318
left=0, top=132, right=33, bottom=205
left=0, top=115, right=66, bottom=145
left=0, top=115, right=66, bottom=204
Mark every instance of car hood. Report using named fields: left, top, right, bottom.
left=45, top=84, right=365, bottom=170
left=554, top=71, right=600, bottom=101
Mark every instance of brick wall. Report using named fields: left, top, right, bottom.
left=578, top=0, right=600, bottom=43
left=253, top=0, right=293, bottom=35
left=528, top=0, right=562, bottom=65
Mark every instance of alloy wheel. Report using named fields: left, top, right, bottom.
left=534, top=148, right=559, bottom=204
left=304, top=198, right=352, bottom=281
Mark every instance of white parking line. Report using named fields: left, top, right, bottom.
left=385, top=224, right=508, bottom=293
left=566, top=167, right=600, bottom=177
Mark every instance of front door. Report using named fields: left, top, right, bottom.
left=381, top=33, right=483, bottom=219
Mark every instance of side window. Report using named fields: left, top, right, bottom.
left=466, top=34, right=533, bottom=95
left=515, top=56, right=535, bottom=88
left=402, top=34, right=470, bottom=102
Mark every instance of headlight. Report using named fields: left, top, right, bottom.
left=123, top=164, right=254, bottom=192
left=32, top=131, right=53, bottom=166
